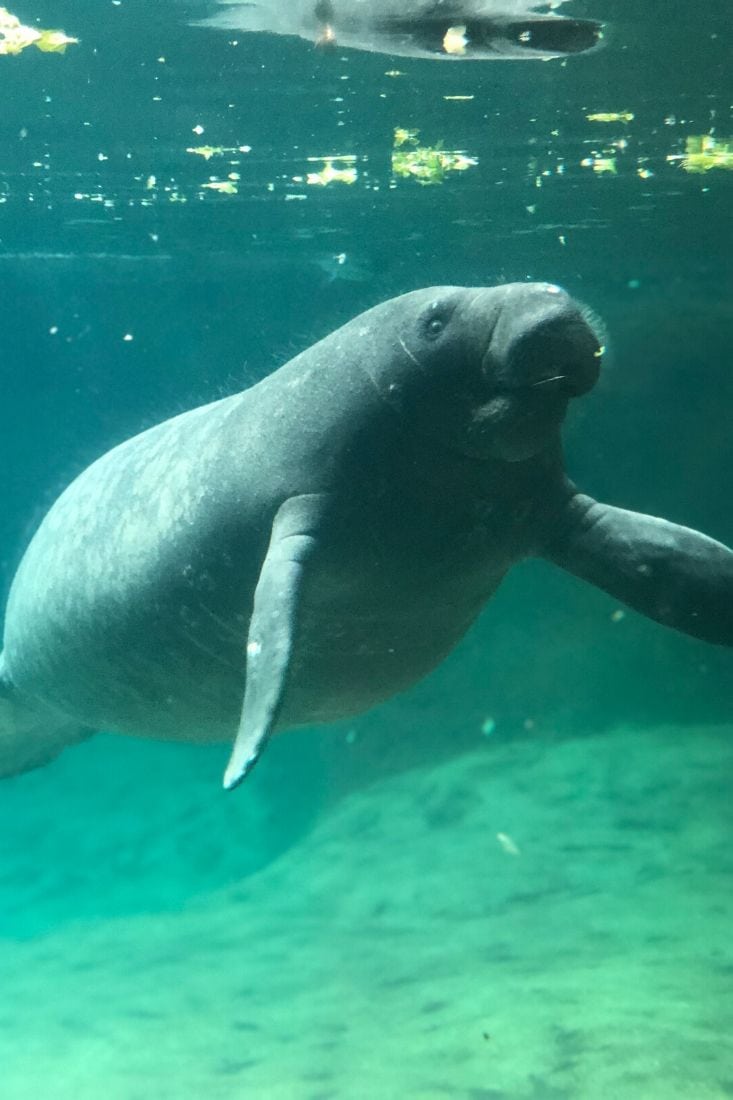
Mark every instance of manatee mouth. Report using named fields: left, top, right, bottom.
left=486, top=314, right=603, bottom=398
left=377, top=14, right=603, bottom=58
left=472, top=307, right=603, bottom=460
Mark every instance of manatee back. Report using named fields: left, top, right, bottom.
left=2, top=394, right=264, bottom=722
left=0, top=316, right=387, bottom=732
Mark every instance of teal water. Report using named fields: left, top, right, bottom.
left=1, top=2, right=732, bottom=1096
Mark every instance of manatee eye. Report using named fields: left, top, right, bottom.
left=420, top=297, right=457, bottom=340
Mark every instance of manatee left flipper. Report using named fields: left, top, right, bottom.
left=545, top=493, right=733, bottom=646
left=223, top=494, right=329, bottom=791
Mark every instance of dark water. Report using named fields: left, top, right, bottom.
left=0, top=2, right=732, bottom=1095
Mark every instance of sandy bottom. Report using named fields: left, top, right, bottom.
left=0, top=724, right=732, bottom=1100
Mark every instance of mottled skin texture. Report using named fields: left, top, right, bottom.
left=1, top=284, right=732, bottom=788
left=202, top=0, right=603, bottom=60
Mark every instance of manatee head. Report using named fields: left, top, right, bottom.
left=364, top=282, right=604, bottom=464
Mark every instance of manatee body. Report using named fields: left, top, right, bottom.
left=1, top=283, right=732, bottom=789
left=202, top=0, right=603, bottom=61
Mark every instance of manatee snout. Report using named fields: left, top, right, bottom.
left=500, top=313, right=602, bottom=397
left=484, top=284, right=603, bottom=398
left=467, top=283, right=603, bottom=461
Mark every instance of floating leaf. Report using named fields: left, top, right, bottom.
left=0, top=7, right=77, bottom=55
left=674, top=134, right=733, bottom=173
left=202, top=180, right=238, bottom=195
left=305, top=157, right=358, bottom=186
left=393, top=128, right=419, bottom=149
left=443, top=25, right=468, bottom=56
left=586, top=111, right=634, bottom=124
left=581, top=155, right=617, bottom=175
left=187, top=144, right=252, bottom=160
left=392, top=128, right=477, bottom=186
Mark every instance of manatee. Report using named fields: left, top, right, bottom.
left=201, top=0, right=604, bottom=61
left=1, top=283, right=732, bottom=789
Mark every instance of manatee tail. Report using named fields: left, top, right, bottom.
left=0, top=653, right=90, bottom=779
left=545, top=493, right=733, bottom=647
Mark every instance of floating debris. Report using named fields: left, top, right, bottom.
left=394, top=128, right=418, bottom=147
left=497, top=832, right=521, bottom=857
left=0, top=6, right=78, bottom=54
left=313, top=251, right=371, bottom=283
left=188, top=146, right=222, bottom=161
left=315, top=22, right=337, bottom=49
left=202, top=180, right=238, bottom=194
left=187, top=144, right=252, bottom=160
left=306, top=156, right=358, bottom=186
left=581, top=155, right=617, bottom=175
left=586, top=111, right=634, bottom=124
left=480, top=716, right=497, bottom=738
left=670, top=134, right=733, bottom=173
left=392, top=127, right=477, bottom=186
left=443, top=25, right=468, bottom=56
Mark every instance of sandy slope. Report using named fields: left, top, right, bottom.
left=0, top=724, right=732, bottom=1100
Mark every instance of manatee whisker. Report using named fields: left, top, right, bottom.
left=532, top=374, right=567, bottom=387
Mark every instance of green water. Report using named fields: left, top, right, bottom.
left=0, top=1, right=731, bottom=1096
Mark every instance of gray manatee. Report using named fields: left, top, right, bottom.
left=1, top=283, right=731, bottom=790
left=201, top=0, right=603, bottom=61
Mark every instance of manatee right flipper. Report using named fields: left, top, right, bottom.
left=546, top=493, right=733, bottom=646
left=0, top=656, right=91, bottom=778
left=222, top=494, right=329, bottom=791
